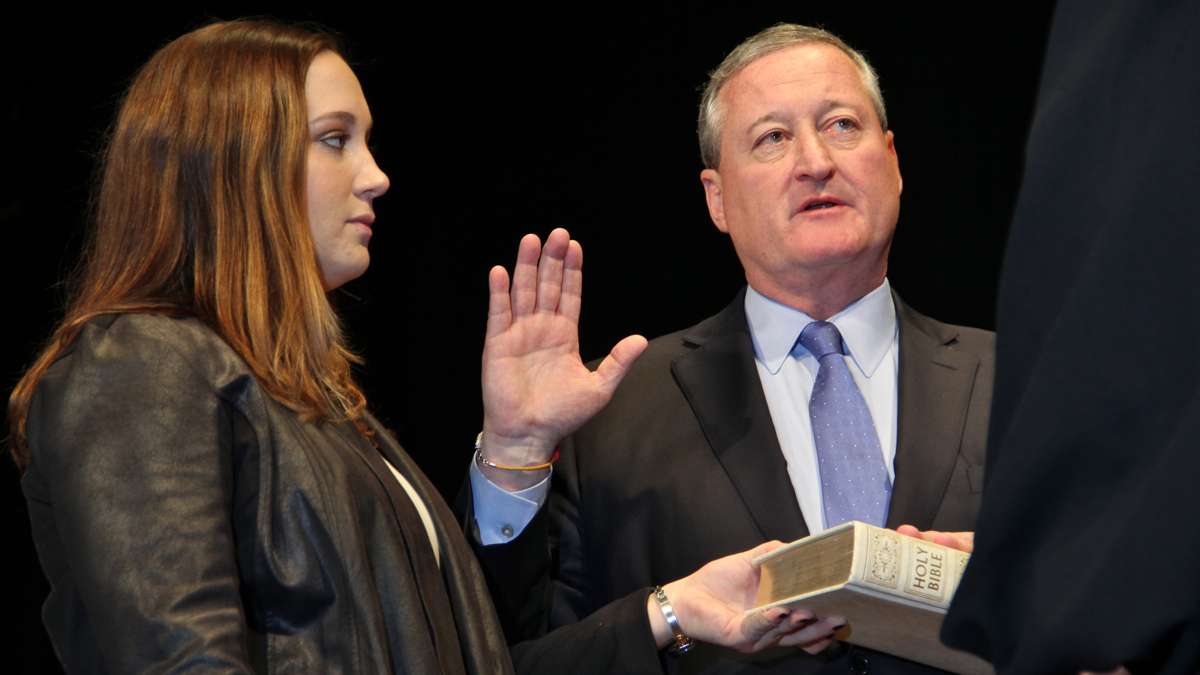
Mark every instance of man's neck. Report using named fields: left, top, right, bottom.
left=746, top=268, right=887, bottom=320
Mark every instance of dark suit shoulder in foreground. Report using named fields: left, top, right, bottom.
left=942, top=1, right=1200, bottom=673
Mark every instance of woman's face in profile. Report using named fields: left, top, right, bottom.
left=304, top=51, right=390, bottom=290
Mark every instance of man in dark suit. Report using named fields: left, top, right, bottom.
left=470, top=24, right=992, bottom=673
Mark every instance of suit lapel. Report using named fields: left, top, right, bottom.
left=671, top=291, right=810, bottom=544
left=886, top=297, right=981, bottom=529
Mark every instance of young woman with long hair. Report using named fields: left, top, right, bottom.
left=9, top=19, right=832, bottom=674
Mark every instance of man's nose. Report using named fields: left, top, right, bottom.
left=792, top=130, right=835, bottom=182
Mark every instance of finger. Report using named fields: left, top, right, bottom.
left=931, top=531, right=974, bottom=553
left=781, top=606, right=815, bottom=624
left=777, top=612, right=844, bottom=638
left=559, top=239, right=583, bottom=322
left=535, top=228, right=570, bottom=313
left=485, top=265, right=513, bottom=339
left=510, top=233, right=541, bottom=317
left=778, top=615, right=845, bottom=649
left=593, top=334, right=649, bottom=395
left=740, top=607, right=791, bottom=649
left=749, top=609, right=831, bottom=652
left=897, top=525, right=955, bottom=548
left=800, top=637, right=834, bottom=655
left=748, top=607, right=820, bottom=651
left=898, top=526, right=974, bottom=553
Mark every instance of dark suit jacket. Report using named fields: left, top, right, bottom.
left=480, top=289, right=993, bottom=674
left=22, top=313, right=659, bottom=675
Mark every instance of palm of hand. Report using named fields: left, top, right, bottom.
left=483, top=312, right=610, bottom=445
left=480, top=229, right=647, bottom=460
left=668, top=541, right=840, bottom=654
left=677, top=553, right=764, bottom=649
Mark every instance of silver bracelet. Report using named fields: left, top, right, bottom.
left=653, top=585, right=694, bottom=655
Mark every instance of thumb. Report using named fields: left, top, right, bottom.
left=744, top=539, right=786, bottom=560
left=593, top=334, right=648, bottom=394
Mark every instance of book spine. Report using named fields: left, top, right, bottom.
left=849, top=523, right=968, bottom=610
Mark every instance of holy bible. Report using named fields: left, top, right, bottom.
left=752, top=521, right=992, bottom=674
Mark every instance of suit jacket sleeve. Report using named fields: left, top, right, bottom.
left=22, top=320, right=254, bottom=674
left=460, top=465, right=664, bottom=675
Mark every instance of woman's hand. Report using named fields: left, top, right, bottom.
left=480, top=228, right=647, bottom=489
left=895, top=525, right=974, bottom=553
left=648, top=541, right=847, bottom=655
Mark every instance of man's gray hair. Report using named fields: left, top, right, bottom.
left=697, top=24, right=888, bottom=169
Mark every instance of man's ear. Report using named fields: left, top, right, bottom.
left=886, top=130, right=903, bottom=195
left=701, top=168, right=728, bottom=233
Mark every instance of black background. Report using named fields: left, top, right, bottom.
left=4, top=5, right=1053, bottom=672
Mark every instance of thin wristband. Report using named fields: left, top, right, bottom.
left=653, top=585, right=694, bottom=655
left=474, top=432, right=559, bottom=472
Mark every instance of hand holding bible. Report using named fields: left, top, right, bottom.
left=896, top=524, right=975, bottom=553
left=650, top=540, right=846, bottom=654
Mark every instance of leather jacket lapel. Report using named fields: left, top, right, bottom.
left=365, top=416, right=514, bottom=675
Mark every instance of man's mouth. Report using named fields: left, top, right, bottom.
left=804, top=202, right=839, bottom=211
left=798, top=197, right=846, bottom=213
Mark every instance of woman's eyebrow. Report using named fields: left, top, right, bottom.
left=309, top=110, right=357, bottom=127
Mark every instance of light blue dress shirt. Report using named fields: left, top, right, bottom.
left=472, top=279, right=899, bottom=544
left=746, top=280, right=899, bottom=534
left=469, top=457, right=549, bottom=545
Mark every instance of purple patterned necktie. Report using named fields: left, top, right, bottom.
left=798, top=320, right=892, bottom=528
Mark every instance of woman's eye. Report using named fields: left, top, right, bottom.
left=319, top=134, right=348, bottom=150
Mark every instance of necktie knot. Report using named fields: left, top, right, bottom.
left=798, top=321, right=845, bottom=360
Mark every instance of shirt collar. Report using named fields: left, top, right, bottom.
left=745, top=279, right=897, bottom=376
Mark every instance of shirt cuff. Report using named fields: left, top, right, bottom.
left=469, top=459, right=550, bottom=545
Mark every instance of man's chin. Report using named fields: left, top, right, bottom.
left=785, top=241, right=885, bottom=271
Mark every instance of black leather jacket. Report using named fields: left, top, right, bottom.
left=21, top=314, right=660, bottom=674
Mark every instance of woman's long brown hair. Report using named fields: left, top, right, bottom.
left=8, top=20, right=369, bottom=470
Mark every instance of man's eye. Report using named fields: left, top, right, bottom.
left=760, top=130, right=786, bottom=145
left=829, top=118, right=859, bottom=133
left=319, top=134, right=348, bottom=150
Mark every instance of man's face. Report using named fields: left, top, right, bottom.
left=701, top=43, right=902, bottom=300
